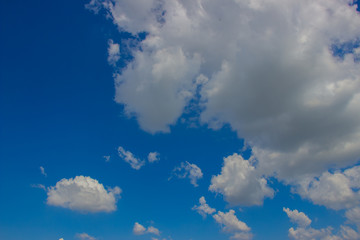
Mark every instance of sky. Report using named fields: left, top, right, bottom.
left=1, top=0, right=360, bottom=240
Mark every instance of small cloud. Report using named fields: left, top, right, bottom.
left=192, top=196, right=216, bottom=218
left=171, top=161, right=203, bottom=187
left=75, top=233, right=96, bottom=240
left=40, top=166, right=47, bottom=177
left=47, top=176, right=121, bottom=213
left=103, top=155, right=110, bottom=162
left=148, top=152, right=160, bottom=163
left=31, top=184, right=46, bottom=191
left=133, top=222, right=146, bottom=235
left=213, top=210, right=252, bottom=240
left=147, top=226, right=160, bottom=235
left=118, top=146, right=145, bottom=170
left=107, top=39, right=120, bottom=66
left=133, top=222, right=161, bottom=236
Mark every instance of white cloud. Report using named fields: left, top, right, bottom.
left=103, top=155, right=110, bottom=162
left=118, top=146, right=145, bottom=170
left=31, top=183, right=46, bottom=191
left=40, top=166, right=47, bottom=177
left=88, top=0, right=360, bottom=198
left=294, top=166, right=360, bottom=210
left=346, top=207, right=360, bottom=229
left=47, top=176, right=121, bottom=213
left=171, top=161, right=203, bottom=187
left=192, top=196, right=216, bottom=218
left=75, top=233, right=96, bottom=240
left=213, top=210, right=252, bottom=240
left=284, top=207, right=360, bottom=240
left=148, top=152, right=160, bottom=163
left=133, top=222, right=161, bottom=236
left=209, top=153, right=274, bottom=206
left=107, top=39, right=120, bottom=66
left=147, top=226, right=160, bottom=235
left=283, top=208, right=311, bottom=228
left=133, top=222, right=146, bottom=235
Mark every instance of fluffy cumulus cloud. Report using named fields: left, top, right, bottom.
left=148, top=151, right=160, bottom=163
left=209, top=153, right=274, bottom=206
left=87, top=0, right=360, bottom=181
left=192, top=196, right=216, bottom=217
left=133, top=222, right=160, bottom=236
left=284, top=207, right=360, bottom=240
left=171, top=161, right=203, bottom=186
left=118, top=146, right=145, bottom=170
left=75, top=233, right=96, bottom=240
left=283, top=208, right=311, bottom=228
left=294, top=165, right=360, bottom=210
left=213, top=210, right=252, bottom=240
left=47, top=176, right=121, bottom=213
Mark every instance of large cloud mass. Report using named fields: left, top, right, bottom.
left=47, top=176, right=121, bottom=213
left=87, top=0, right=360, bottom=205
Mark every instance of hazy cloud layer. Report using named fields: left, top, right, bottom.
left=47, top=176, right=121, bottom=213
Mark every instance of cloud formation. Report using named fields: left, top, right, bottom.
left=192, top=196, right=216, bottom=218
left=209, top=153, right=274, bottom=206
left=171, top=161, right=203, bottom=187
left=107, top=39, right=120, bottom=66
left=284, top=207, right=360, bottom=240
left=133, top=222, right=160, bottom=236
left=47, top=176, right=121, bottom=213
left=213, top=210, right=252, bottom=240
left=294, top=165, right=360, bottom=210
left=88, top=0, right=360, bottom=209
left=75, top=233, right=96, bottom=240
left=118, top=146, right=145, bottom=170
left=148, top=152, right=160, bottom=163
left=40, top=166, right=47, bottom=177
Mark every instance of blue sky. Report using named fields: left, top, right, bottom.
left=1, top=0, right=360, bottom=240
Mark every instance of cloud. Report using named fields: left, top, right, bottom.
left=118, top=146, right=145, bottom=170
left=213, top=210, right=252, bottom=240
left=171, top=161, right=203, bottom=187
left=209, top=153, right=274, bottom=206
left=148, top=152, right=160, bottom=163
left=284, top=207, right=360, bottom=240
left=75, top=233, right=96, bottom=240
left=192, top=196, right=216, bottom=218
left=88, top=0, right=360, bottom=199
left=107, top=39, right=120, bottom=66
left=345, top=207, right=360, bottom=229
left=47, top=176, right=121, bottom=213
left=283, top=208, right=311, bottom=228
left=103, top=155, right=110, bottom=162
left=40, top=166, right=47, bottom=177
left=133, top=222, right=160, bottom=236
left=31, top=183, right=46, bottom=191
left=133, top=222, right=146, bottom=235
left=294, top=165, right=360, bottom=210
left=147, top=226, right=160, bottom=235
